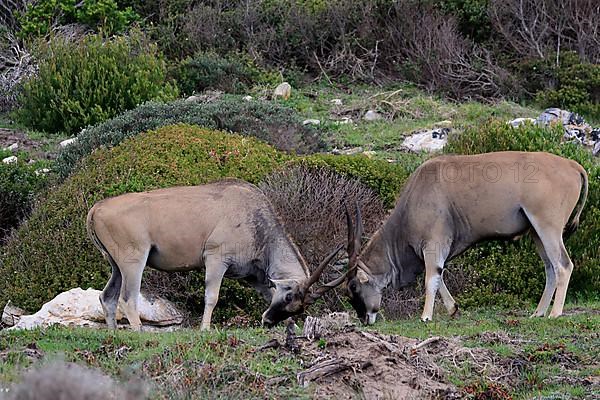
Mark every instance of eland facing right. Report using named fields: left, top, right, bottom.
left=324, top=151, right=589, bottom=324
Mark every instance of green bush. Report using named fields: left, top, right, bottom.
left=534, top=58, right=600, bottom=121
left=17, top=32, right=178, bottom=135
left=174, top=52, right=266, bottom=96
left=18, top=0, right=139, bottom=37
left=0, top=153, right=49, bottom=243
left=55, top=95, right=326, bottom=179
left=0, top=125, right=290, bottom=321
left=445, top=120, right=600, bottom=307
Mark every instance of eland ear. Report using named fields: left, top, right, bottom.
left=357, top=269, right=370, bottom=284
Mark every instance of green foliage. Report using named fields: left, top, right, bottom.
left=0, top=155, right=48, bottom=243
left=535, top=61, right=600, bottom=121
left=301, top=153, right=425, bottom=208
left=445, top=120, right=600, bottom=307
left=55, top=95, right=326, bottom=179
left=0, top=125, right=290, bottom=320
left=18, top=0, right=139, bottom=37
left=17, top=32, right=178, bottom=135
left=435, top=0, right=491, bottom=42
left=174, top=52, right=273, bottom=95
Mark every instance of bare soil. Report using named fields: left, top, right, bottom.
left=0, top=128, right=55, bottom=159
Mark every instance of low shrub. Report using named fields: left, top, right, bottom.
left=444, top=120, right=600, bottom=307
left=0, top=154, right=48, bottom=243
left=17, top=0, right=139, bottom=37
left=55, top=95, right=326, bottom=179
left=259, top=164, right=387, bottom=310
left=535, top=61, right=600, bottom=121
left=17, top=32, right=178, bottom=135
left=174, top=52, right=266, bottom=95
left=0, top=125, right=289, bottom=321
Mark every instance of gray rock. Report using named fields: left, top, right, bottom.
left=363, top=110, right=382, bottom=121
left=4, top=143, right=18, bottom=151
left=2, top=300, right=26, bottom=326
left=402, top=129, right=449, bottom=152
left=273, top=82, right=292, bottom=100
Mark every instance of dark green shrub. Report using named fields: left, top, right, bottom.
left=445, top=120, right=600, bottom=307
left=55, top=95, right=326, bottom=178
left=0, top=153, right=49, bottom=243
left=435, top=0, right=491, bottom=42
left=17, top=32, right=178, bottom=135
left=174, top=52, right=265, bottom=95
left=0, top=124, right=290, bottom=321
left=533, top=57, right=600, bottom=121
left=18, top=0, right=139, bottom=37
left=301, top=153, right=426, bottom=208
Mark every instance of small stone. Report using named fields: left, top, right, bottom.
left=243, top=95, right=253, bottom=101
left=330, top=98, right=343, bottom=106
left=185, top=95, right=201, bottom=102
left=302, top=119, right=321, bottom=126
left=2, top=300, right=26, bottom=327
left=2, top=155, right=17, bottom=164
left=334, top=147, right=363, bottom=155
left=273, top=82, right=292, bottom=100
left=59, top=138, right=77, bottom=148
left=509, top=117, right=537, bottom=128
left=363, top=110, right=382, bottom=121
left=362, top=150, right=376, bottom=158
left=335, top=117, right=353, bottom=125
left=4, top=143, right=18, bottom=151
left=35, top=168, right=51, bottom=176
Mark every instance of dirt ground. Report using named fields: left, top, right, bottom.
left=265, top=315, right=598, bottom=400
left=0, top=128, right=55, bottom=159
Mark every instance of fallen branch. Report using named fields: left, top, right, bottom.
left=412, top=336, right=442, bottom=351
left=297, top=358, right=351, bottom=387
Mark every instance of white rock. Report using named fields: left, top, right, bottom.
left=59, top=138, right=77, bottom=148
left=273, top=82, right=292, bottom=100
left=509, top=117, right=537, bottom=128
left=9, top=288, right=184, bottom=330
left=402, top=130, right=447, bottom=152
left=335, top=117, right=353, bottom=125
left=243, top=95, right=253, bottom=101
left=302, top=119, right=321, bottom=126
left=331, top=146, right=363, bottom=156
left=35, top=168, right=51, bottom=176
left=4, top=143, right=18, bottom=151
left=363, top=110, right=382, bottom=121
left=185, top=95, right=201, bottom=102
left=330, top=98, right=343, bottom=106
left=2, top=155, right=17, bottom=164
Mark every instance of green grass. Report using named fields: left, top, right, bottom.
left=1, top=303, right=598, bottom=399
left=264, top=82, right=543, bottom=158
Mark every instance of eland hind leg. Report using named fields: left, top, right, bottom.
left=530, top=231, right=556, bottom=317
left=100, top=257, right=122, bottom=329
left=524, top=209, right=574, bottom=318
left=116, top=246, right=150, bottom=331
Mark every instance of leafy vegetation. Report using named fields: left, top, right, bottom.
left=17, top=0, right=139, bottom=37
left=17, top=32, right=177, bottom=135
left=0, top=152, right=48, bottom=243
left=55, top=95, right=325, bottom=179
